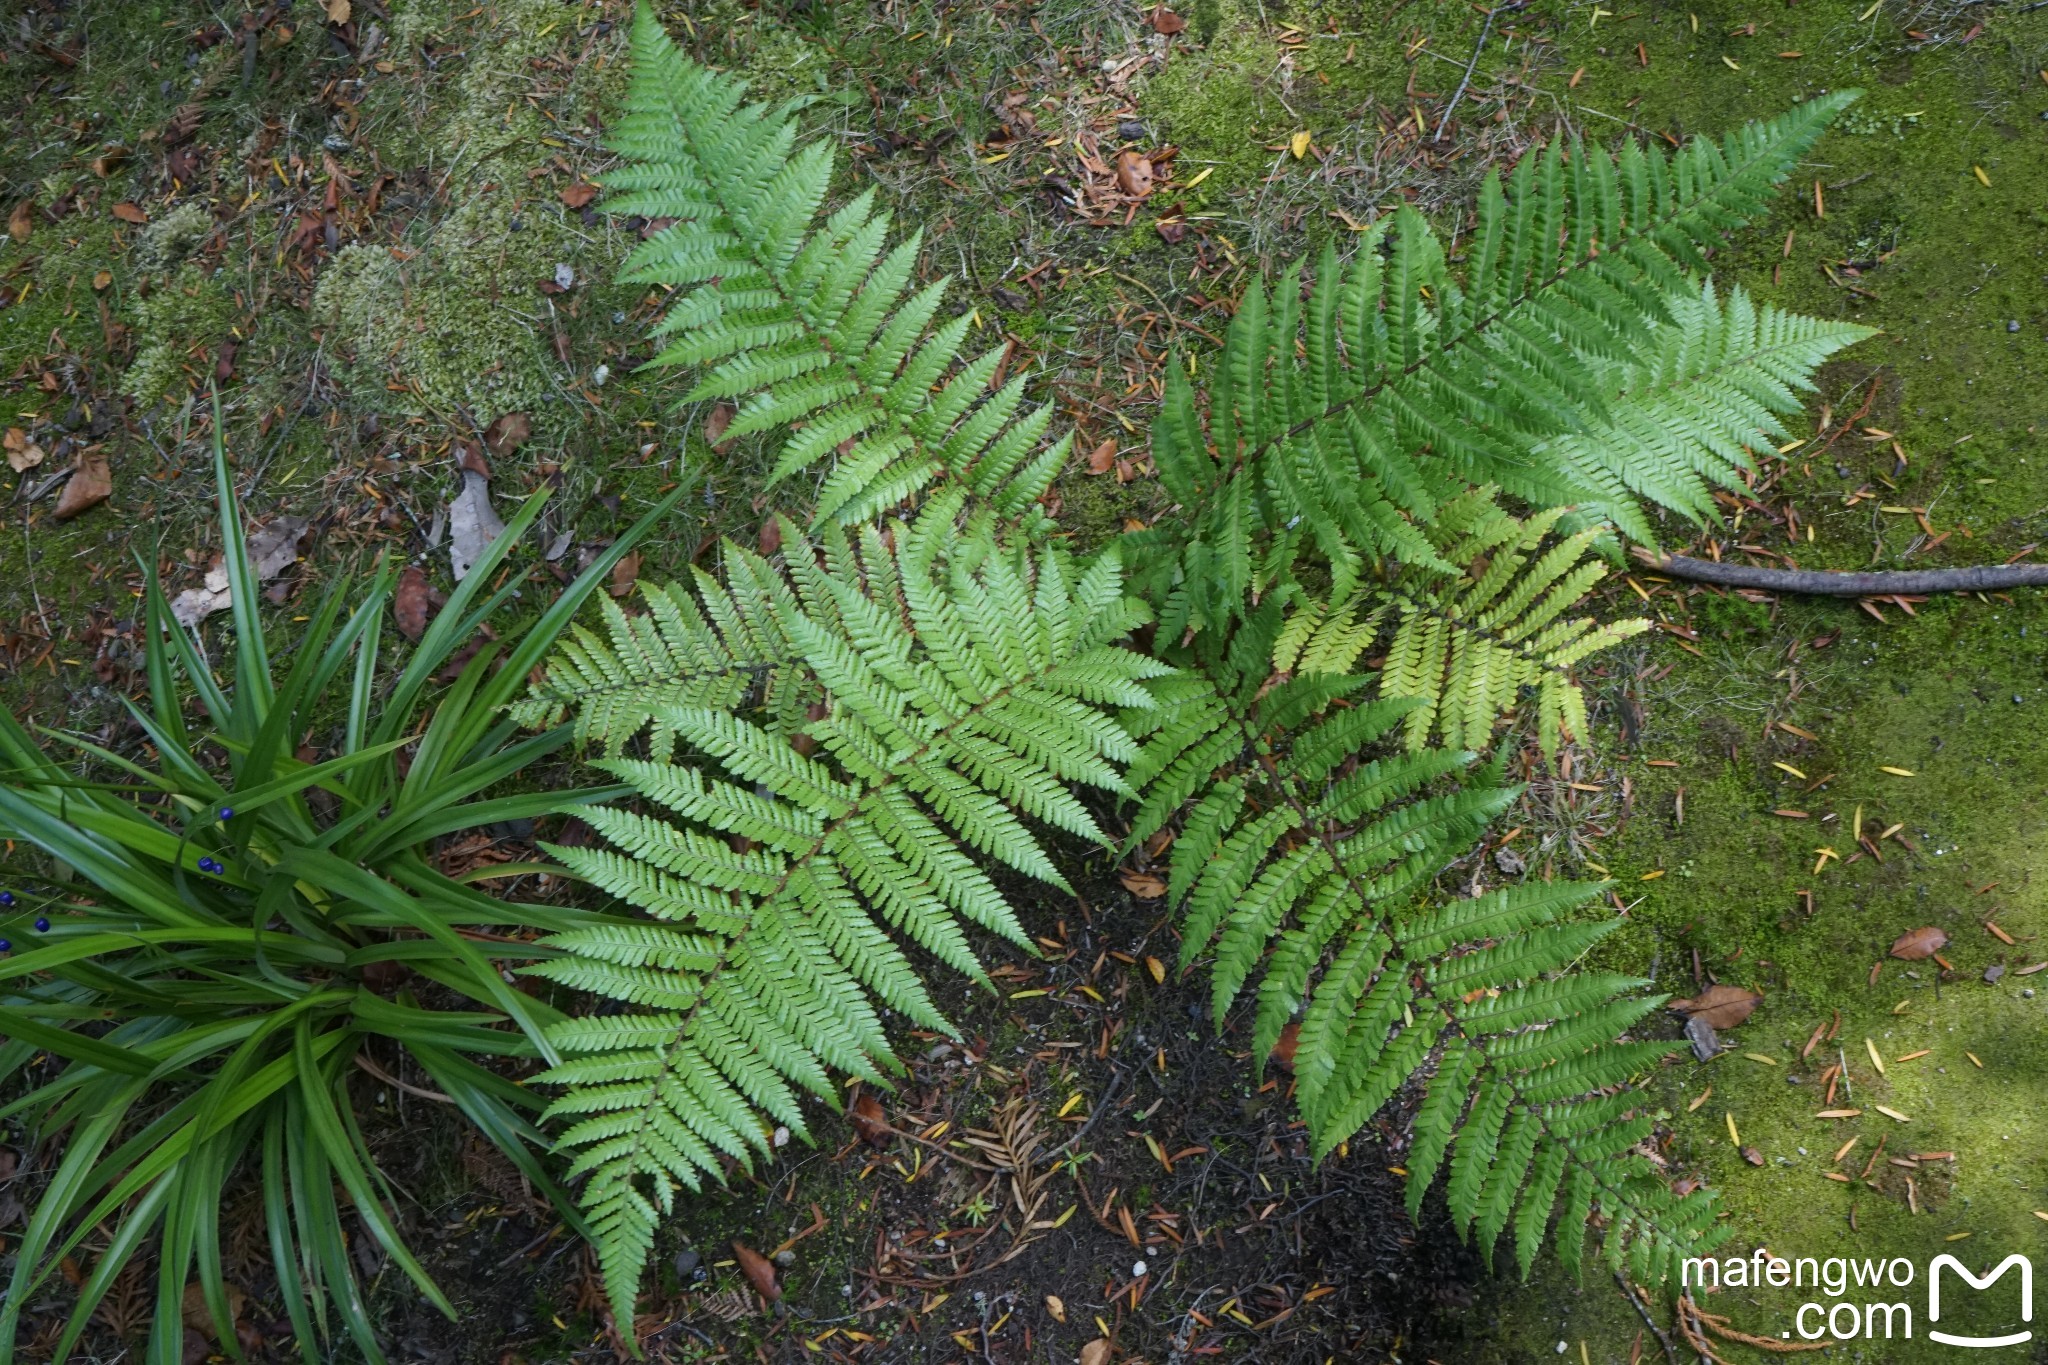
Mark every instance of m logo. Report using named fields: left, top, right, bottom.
left=1929, top=1254, right=2033, bottom=1349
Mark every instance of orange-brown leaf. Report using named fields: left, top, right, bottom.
left=732, top=1241, right=781, bottom=1302
left=1668, top=984, right=1762, bottom=1030
left=1889, top=926, right=1948, bottom=960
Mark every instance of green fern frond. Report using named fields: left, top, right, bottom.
left=1134, top=93, right=1860, bottom=637
left=1269, top=490, right=1646, bottom=757
left=1126, top=615, right=1721, bottom=1284
left=605, top=4, right=1066, bottom=526
left=530, top=492, right=1168, bottom=1321
left=1538, top=283, right=1875, bottom=542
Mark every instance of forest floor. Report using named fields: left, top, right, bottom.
left=4, top=0, right=2048, bottom=1361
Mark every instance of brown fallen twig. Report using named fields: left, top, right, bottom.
left=1632, top=549, right=2048, bottom=596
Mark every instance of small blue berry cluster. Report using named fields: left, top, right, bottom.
left=197, top=857, right=223, bottom=874
left=0, top=894, right=49, bottom=952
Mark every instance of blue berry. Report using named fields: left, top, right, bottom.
left=0, top=891, right=13, bottom=907
left=0, top=940, right=11, bottom=953
left=197, top=858, right=216, bottom=874
left=33, top=918, right=48, bottom=933
left=218, top=806, right=235, bottom=820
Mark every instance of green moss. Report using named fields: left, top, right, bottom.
left=122, top=263, right=236, bottom=406
left=311, top=0, right=630, bottom=429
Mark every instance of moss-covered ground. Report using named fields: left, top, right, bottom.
left=4, top=0, right=2048, bottom=1360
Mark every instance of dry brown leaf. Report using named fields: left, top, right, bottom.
left=1080, top=1340, right=1113, bottom=1365
left=7, top=199, right=34, bottom=243
left=1668, top=983, right=1762, bottom=1030
left=1149, top=4, right=1186, bottom=33
left=1890, top=926, right=1948, bottom=960
left=731, top=1241, right=781, bottom=1302
left=1115, top=150, right=1154, bottom=199
left=561, top=182, right=599, bottom=209
left=3, top=428, right=42, bottom=474
left=181, top=1281, right=248, bottom=1341
left=54, top=447, right=112, bottom=520
left=323, top=0, right=351, bottom=22
left=394, top=566, right=444, bottom=642
left=1118, top=868, right=1167, bottom=899
left=483, top=411, right=531, bottom=458
left=1045, top=1294, right=1067, bottom=1324
left=1271, top=1021, right=1300, bottom=1073
left=1085, top=439, right=1117, bottom=475
left=609, top=550, right=642, bottom=600
left=758, top=516, right=783, bottom=557
left=110, top=201, right=148, bottom=225
left=703, top=402, right=736, bottom=453
left=849, top=1092, right=892, bottom=1148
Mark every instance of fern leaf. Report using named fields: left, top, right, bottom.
left=530, top=496, right=1167, bottom=1321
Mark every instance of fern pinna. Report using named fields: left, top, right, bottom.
left=607, top=3, right=1067, bottom=526
left=1124, top=617, right=1725, bottom=1282
left=1127, top=95, right=1868, bottom=638
left=1276, top=490, right=1651, bottom=758
left=523, top=491, right=1168, bottom=1316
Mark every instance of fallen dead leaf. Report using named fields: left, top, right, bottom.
left=110, top=201, right=148, bottom=225
left=483, top=411, right=531, bottom=459
left=323, top=0, right=351, bottom=23
left=92, top=269, right=112, bottom=291
left=703, top=402, right=736, bottom=452
left=394, top=566, right=444, bottom=642
left=1045, top=1294, right=1067, bottom=1324
left=848, top=1092, right=891, bottom=1148
left=448, top=468, right=505, bottom=583
left=1080, top=1339, right=1113, bottom=1365
left=1085, top=439, right=1118, bottom=475
left=53, top=447, right=112, bottom=520
left=609, top=550, right=642, bottom=600
left=1118, top=868, right=1166, bottom=899
left=758, top=516, right=783, bottom=557
left=181, top=1280, right=248, bottom=1341
left=561, top=182, right=599, bottom=209
left=1271, top=1021, right=1300, bottom=1073
left=1115, top=150, right=1154, bottom=199
left=1149, top=4, right=1186, bottom=33
left=170, top=517, right=310, bottom=626
left=1889, top=926, right=1948, bottom=961
left=731, top=1241, right=781, bottom=1303
left=1289, top=130, right=1313, bottom=159
left=1668, top=984, right=1762, bottom=1030
left=6, top=199, right=33, bottom=243
left=3, top=427, right=43, bottom=473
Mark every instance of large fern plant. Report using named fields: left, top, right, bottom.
left=518, top=4, right=1872, bottom=1331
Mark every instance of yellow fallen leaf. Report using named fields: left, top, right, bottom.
left=1722, top=55, right=1740, bottom=69
left=1879, top=766, right=1915, bottom=777
left=1875, top=1105, right=1912, bottom=1123
left=1966, top=1051, right=1984, bottom=1068
left=1946, top=1232, right=1974, bottom=1242
left=1857, top=0, right=1881, bottom=17
left=1814, top=1108, right=1863, bottom=1119
left=1973, top=165, right=1991, bottom=187
left=1289, top=130, right=1312, bottom=159
left=1744, top=1053, right=1778, bottom=1066
left=2034, top=1211, right=2048, bottom=1222
left=1726, top=1112, right=1741, bottom=1147
left=1866, top=1038, right=1886, bottom=1076
left=1145, top=956, right=1166, bottom=985
left=1045, top=1295, right=1067, bottom=1323
left=1184, top=166, right=1214, bottom=189
left=1688, top=1086, right=1712, bottom=1112
left=1057, top=1093, right=1084, bottom=1118
left=1772, top=761, right=1808, bottom=779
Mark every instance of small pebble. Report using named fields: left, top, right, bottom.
left=2009, top=320, right=2022, bottom=333
left=774, top=1249, right=796, bottom=1267
left=1132, top=1260, right=1148, bottom=1278
left=2025, top=988, right=2036, bottom=999
left=1985, top=964, right=2006, bottom=984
